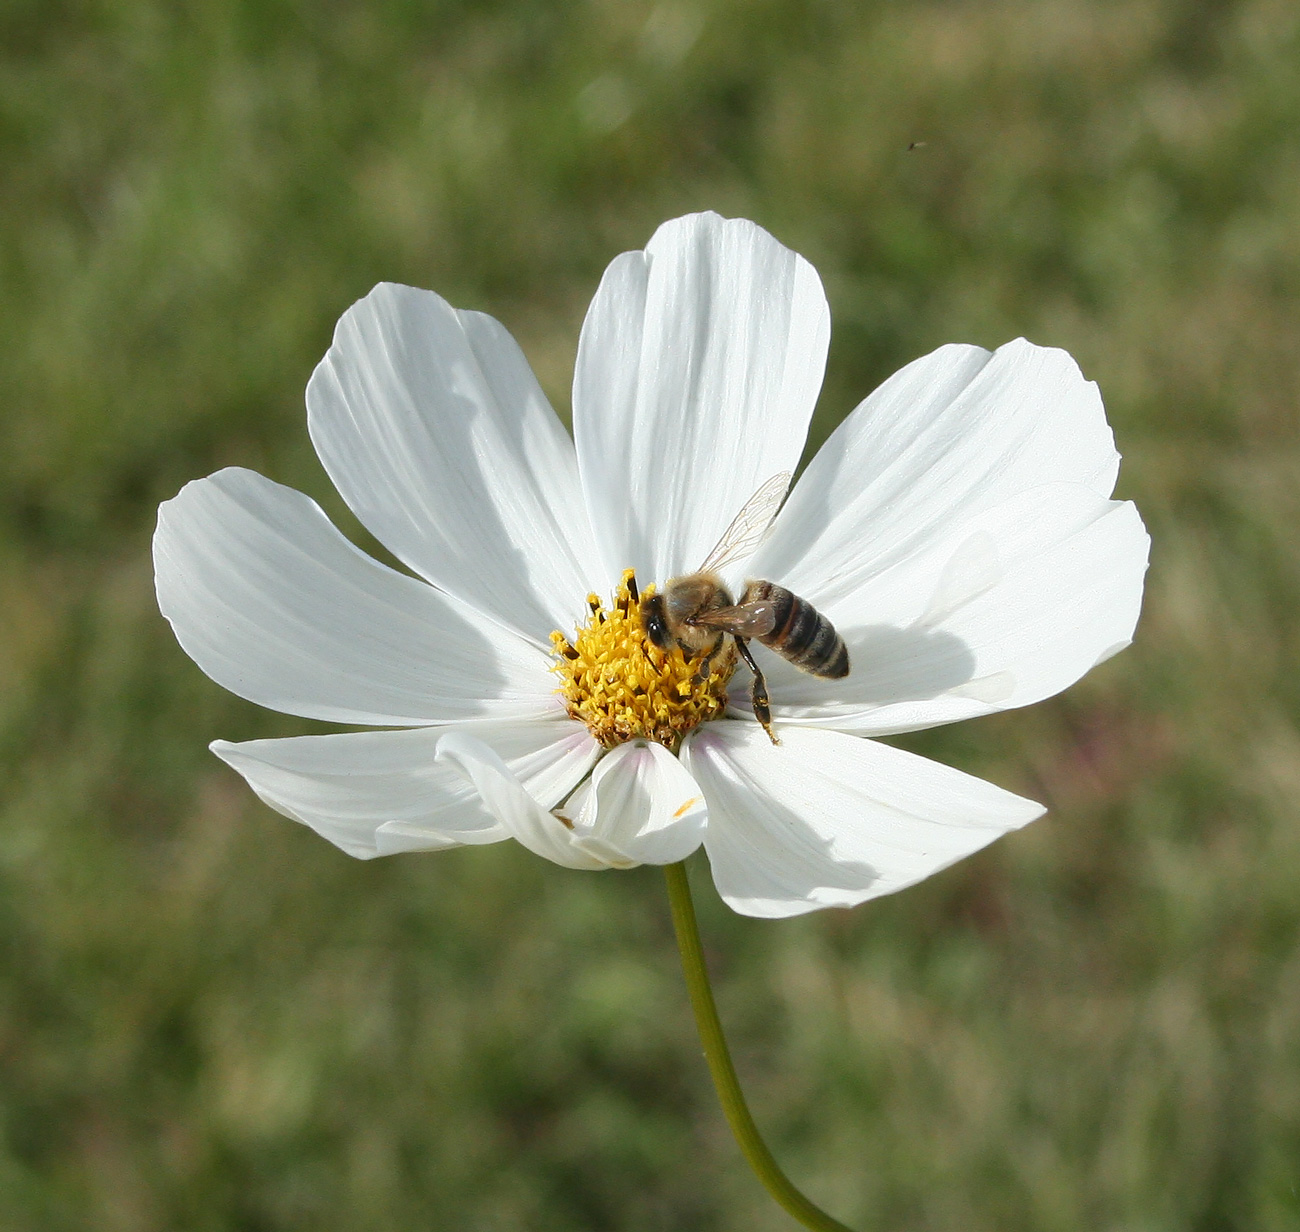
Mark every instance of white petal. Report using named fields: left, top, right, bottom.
left=573, top=212, right=830, bottom=585
left=749, top=338, right=1121, bottom=607
left=307, top=283, right=603, bottom=645
left=560, top=740, right=706, bottom=866
left=154, top=468, right=554, bottom=726
left=752, top=484, right=1149, bottom=735
left=212, top=717, right=600, bottom=859
left=681, top=723, right=1042, bottom=918
left=434, top=731, right=609, bottom=870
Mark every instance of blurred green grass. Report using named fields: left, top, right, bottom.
left=2, top=0, right=1299, bottom=1228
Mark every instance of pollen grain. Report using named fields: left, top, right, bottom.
left=550, top=570, right=736, bottom=750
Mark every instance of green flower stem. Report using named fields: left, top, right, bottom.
left=664, top=862, right=855, bottom=1232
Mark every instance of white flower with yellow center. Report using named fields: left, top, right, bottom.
left=154, top=212, right=1149, bottom=918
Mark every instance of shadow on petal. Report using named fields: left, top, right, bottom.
left=740, top=622, right=980, bottom=715
left=837, top=622, right=979, bottom=703
left=705, top=783, right=883, bottom=915
left=686, top=727, right=881, bottom=917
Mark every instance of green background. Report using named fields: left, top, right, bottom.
left=3, top=0, right=1299, bottom=1228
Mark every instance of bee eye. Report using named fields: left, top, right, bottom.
left=642, top=598, right=671, bottom=649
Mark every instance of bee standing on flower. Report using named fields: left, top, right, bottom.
left=640, top=471, right=849, bottom=744
left=154, top=209, right=1149, bottom=917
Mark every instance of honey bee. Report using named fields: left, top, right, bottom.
left=640, top=473, right=849, bottom=745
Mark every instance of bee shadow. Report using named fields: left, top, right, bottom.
left=837, top=622, right=983, bottom=703
left=735, top=622, right=989, bottom=711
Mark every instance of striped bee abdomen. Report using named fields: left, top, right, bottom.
left=741, top=580, right=849, bottom=679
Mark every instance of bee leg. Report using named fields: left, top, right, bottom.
left=735, top=638, right=779, bottom=745
left=692, top=645, right=718, bottom=685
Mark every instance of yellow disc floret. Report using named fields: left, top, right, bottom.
left=550, top=569, right=737, bottom=750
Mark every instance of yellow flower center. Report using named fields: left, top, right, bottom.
left=550, top=569, right=737, bottom=750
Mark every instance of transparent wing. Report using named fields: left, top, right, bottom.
left=693, top=600, right=779, bottom=638
left=698, top=472, right=792, bottom=575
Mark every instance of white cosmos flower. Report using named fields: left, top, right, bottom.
left=154, top=212, right=1149, bottom=918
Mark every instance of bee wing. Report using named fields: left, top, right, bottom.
left=692, top=600, right=779, bottom=639
left=697, top=472, right=792, bottom=575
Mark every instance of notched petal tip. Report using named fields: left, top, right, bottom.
left=1092, top=639, right=1133, bottom=668
left=685, top=724, right=1045, bottom=917
left=573, top=210, right=830, bottom=583
left=153, top=466, right=553, bottom=727
left=306, top=277, right=603, bottom=643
